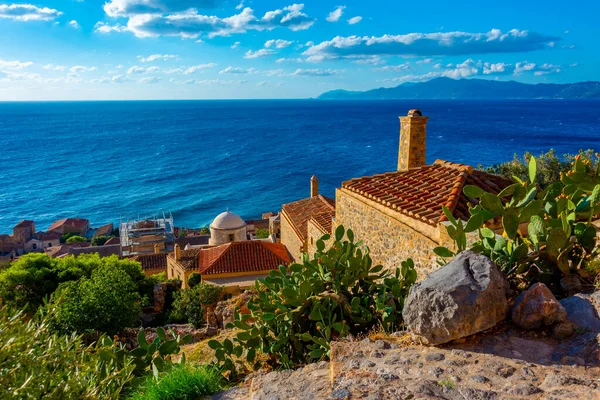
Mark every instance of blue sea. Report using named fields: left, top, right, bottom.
left=1, top=99, right=599, bottom=234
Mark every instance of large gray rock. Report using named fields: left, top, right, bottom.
left=511, top=283, right=566, bottom=330
left=560, top=294, right=600, bottom=333
left=402, top=251, right=509, bottom=345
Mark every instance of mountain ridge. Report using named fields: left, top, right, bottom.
left=317, top=77, right=600, bottom=100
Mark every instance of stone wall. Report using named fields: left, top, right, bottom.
left=335, top=189, right=442, bottom=279
left=280, top=212, right=304, bottom=263
left=307, top=219, right=333, bottom=258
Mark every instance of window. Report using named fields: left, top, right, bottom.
left=32, top=243, right=37, bottom=250
left=47, top=243, right=51, bottom=247
left=229, top=234, right=234, bottom=242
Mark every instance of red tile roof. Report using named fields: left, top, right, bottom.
left=281, top=194, right=335, bottom=241
left=48, top=218, right=89, bottom=232
left=14, top=220, right=35, bottom=228
left=310, top=211, right=334, bottom=235
left=93, top=223, right=114, bottom=237
left=198, top=241, right=292, bottom=275
left=37, top=231, right=62, bottom=241
left=104, top=236, right=121, bottom=246
left=133, top=253, right=168, bottom=271
left=341, top=160, right=512, bottom=226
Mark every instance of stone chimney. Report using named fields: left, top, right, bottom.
left=174, top=243, right=181, bottom=261
left=310, top=175, right=319, bottom=197
left=398, top=109, right=428, bottom=171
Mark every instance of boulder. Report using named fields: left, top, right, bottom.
left=560, top=294, right=600, bottom=333
left=402, top=251, right=509, bottom=345
left=511, top=283, right=566, bottom=329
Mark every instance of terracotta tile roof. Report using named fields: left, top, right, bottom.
left=341, top=160, right=512, bottom=226
left=198, top=241, right=292, bottom=275
left=104, top=236, right=121, bottom=246
left=310, top=211, right=334, bottom=235
left=173, top=248, right=202, bottom=271
left=93, top=223, right=114, bottom=238
left=35, top=231, right=62, bottom=241
left=70, top=244, right=121, bottom=258
left=45, top=242, right=90, bottom=258
left=175, top=235, right=210, bottom=248
left=281, top=194, right=335, bottom=241
left=14, top=220, right=35, bottom=228
left=48, top=218, right=89, bottom=232
left=133, top=253, right=168, bottom=271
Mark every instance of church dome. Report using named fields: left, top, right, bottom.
left=210, top=211, right=246, bottom=230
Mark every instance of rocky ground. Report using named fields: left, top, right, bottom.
left=210, top=326, right=600, bottom=400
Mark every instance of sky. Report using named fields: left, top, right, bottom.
left=0, top=0, right=597, bottom=100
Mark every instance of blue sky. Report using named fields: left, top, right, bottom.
left=0, top=0, right=596, bottom=100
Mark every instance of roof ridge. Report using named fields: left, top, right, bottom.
left=434, top=159, right=474, bottom=174
left=438, top=170, right=469, bottom=223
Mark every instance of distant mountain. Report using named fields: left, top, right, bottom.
left=317, top=77, right=600, bottom=100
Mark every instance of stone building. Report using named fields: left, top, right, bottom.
left=48, top=218, right=90, bottom=236
left=208, top=210, right=247, bottom=245
left=166, top=240, right=292, bottom=293
left=280, top=176, right=335, bottom=262
left=335, top=109, right=512, bottom=277
left=13, top=220, right=35, bottom=244
left=25, top=231, right=61, bottom=252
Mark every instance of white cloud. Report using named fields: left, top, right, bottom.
left=94, top=22, right=128, bottom=33
left=70, top=65, right=97, bottom=73
left=276, top=57, right=304, bottom=63
left=127, top=66, right=146, bottom=74
left=231, top=41, right=240, bottom=49
left=69, top=20, right=80, bottom=29
left=219, top=66, right=254, bottom=74
left=138, top=54, right=177, bottom=62
left=265, top=39, right=293, bottom=48
left=0, top=59, right=33, bottom=69
left=347, top=16, right=361, bottom=25
left=326, top=6, right=345, bottom=23
left=292, top=68, right=341, bottom=77
left=374, top=63, right=409, bottom=72
left=163, top=67, right=183, bottom=74
left=236, top=1, right=244, bottom=10
left=352, top=55, right=385, bottom=65
left=43, top=64, right=66, bottom=71
left=184, top=63, right=217, bottom=74
left=304, top=29, right=559, bottom=61
left=182, top=78, right=246, bottom=85
left=244, top=49, right=276, bottom=59
left=124, top=4, right=316, bottom=39
left=0, top=4, right=62, bottom=21
left=103, top=0, right=217, bottom=17
left=138, top=76, right=161, bottom=84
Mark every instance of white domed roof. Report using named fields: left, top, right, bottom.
left=210, top=210, right=246, bottom=230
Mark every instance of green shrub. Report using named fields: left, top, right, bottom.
left=66, top=235, right=87, bottom=244
left=92, top=235, right=114, bottom=246
left=210, top=226, right=416, bottom=377
left=482, top=149, right=597, bottom=189
left=49, top=263, right=142, bottom=334
left=0, top=307, right=136, bottom=399
left=129, top=364, right=224, bottom=400
left=255, top=228, right=270, bottom=239
left=150, top=271, right=168, bottom=283
left=438, top=154, right=600, bottom=290
left=0, top=253, right=155, bottom=313
left=170, top=283, right=222, bottom=328
left=187, top=272, right=201, bottom=288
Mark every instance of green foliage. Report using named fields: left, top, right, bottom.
left=92, top=235, right=114, bottom=246
left=113, top=327, right=192, bottom=379
left=129, top=364, right=224, bottom=400
left=187, top=272, right=202, bottom=288
left=49, top=263, right=143, bottom=334
left=255, top=228, right=270, bottom=239
left=0, top=306, right=136, bottom=399
left=66, top=235, right=87, bottom=244
left=482, top=149, right=597, bottom=190
left=170, top=283, right=222, bottom=328
left=150, top=271, right=168, bottom=284
left=440, top=154, right=600, bottom=289
left=60, top=232, right=77, bottom=243
left=210, top=226, right=416, bottom=377
left=0, top=253, right=155, bottom=314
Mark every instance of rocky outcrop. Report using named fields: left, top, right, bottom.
left=402, top=251, right=509, bottom=345
left=511, top=283, right=567, bottom=329
left=560, top=293, right=600, bottom=333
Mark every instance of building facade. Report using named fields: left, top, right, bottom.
left=209, top=211, right=247, bottom=245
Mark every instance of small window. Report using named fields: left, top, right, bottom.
left=32, top=243, right=37, bottom=250
left=229, top=234, right=234, bottom=242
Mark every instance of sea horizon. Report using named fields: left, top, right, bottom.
left=1, top=98, right=599, bottom=233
